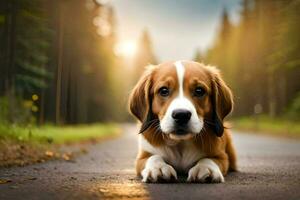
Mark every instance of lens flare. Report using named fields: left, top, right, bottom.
left=114, top=40, right=137, bottom=58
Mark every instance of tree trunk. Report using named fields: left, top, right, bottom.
left=268, top=71, right=276, bottom=118
left=55, top=1, right=64, bottom=124
left=39, top=89, right=45, bottom=124
left=4, top=0, right=17, bottom=93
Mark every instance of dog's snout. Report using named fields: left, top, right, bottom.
left=172, top=109, right=191, bottom=125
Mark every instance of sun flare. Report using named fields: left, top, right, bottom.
left=114, top=40, right=137, bottom=58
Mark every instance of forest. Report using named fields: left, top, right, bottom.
left=1, top=0, right=130, bottom=125
left=0, top=0, right=299, bottom=128
left=202, top=0, right=300, bottom=120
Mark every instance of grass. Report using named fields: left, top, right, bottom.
left=0, top=123, right=120, bottom=145
left=0, top=123, right=120, bottom=167
left=232, top=116, right=300, bottom=138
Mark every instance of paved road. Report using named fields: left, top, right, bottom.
left=1, top=124, right=300, bottom=200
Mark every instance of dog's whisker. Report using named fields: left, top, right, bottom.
left=149, top=121, right=164, bottom=141
left=204, top=118, right=227, bottom=130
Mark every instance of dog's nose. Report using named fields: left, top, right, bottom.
left=172, top=109, right=192, bottom=125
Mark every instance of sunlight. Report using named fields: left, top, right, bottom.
left=95, top=0, right=110, bottom=5
left=114, top=40, right=137, bottom=58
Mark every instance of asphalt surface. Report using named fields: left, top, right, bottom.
left=0, top=124, right=300, bottom=200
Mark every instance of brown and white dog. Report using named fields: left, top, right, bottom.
left=129, top=61, right=237, bottom=183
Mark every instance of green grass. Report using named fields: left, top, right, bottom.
left=232, top=116, right=300, bottom=138
left=0, top=123, right=120, bottom=145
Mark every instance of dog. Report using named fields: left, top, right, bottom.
left=129, top=61, right=237, bottom=183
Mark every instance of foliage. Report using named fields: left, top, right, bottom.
left=0, top=0, right=52, bottom=94
left=0, top=96, right=35, bottom=125
left=204, top=0, right=300, bottom=119
left=133, top=29, right=157, bottom=84
left=193, top=49, right=203, bottom=63
left=0, top=0, right=120, bottom=124
left=285, top=92, right=300, bottom=120
left=1, top=0, right=299, bottom=125
left=14, top=0, right=52, bottom=93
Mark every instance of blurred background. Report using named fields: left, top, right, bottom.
left=0, top=0, right=299, bottom=148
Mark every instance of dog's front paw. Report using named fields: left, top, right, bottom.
left=141, top=155, right=177, bottom=183
left=187, top=158, right=224, bottom=183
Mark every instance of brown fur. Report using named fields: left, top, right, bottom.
left=129, top=61, right=237, bottom=177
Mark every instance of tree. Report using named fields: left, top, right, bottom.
left=0, top=0, right=52, bottom=124
left=0, top=0, right=123, bottom=124
left=204, top=0, right=300, bottom=119
left=133, top=29, right=156, bottom=84
left=44, top=0, right=118, bottom=124
left=193, top=48, right=203, bottom=63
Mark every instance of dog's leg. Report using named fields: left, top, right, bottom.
left=136, top=151, right=177, bottom=183
left=187, top=155, right=228, bottom=183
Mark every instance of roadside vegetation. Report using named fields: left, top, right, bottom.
left=0, top=123, right=120, bottom=168
left=0, top=123, right=119, bottom=145
left=0, top=94, right=120, bottom=168
left=232, top=116, right=300, bottom=139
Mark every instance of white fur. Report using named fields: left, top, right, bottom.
left=139, top=135, right=205, bottom=172
left=175, top=60, right=185, bottom=97
left=187, top=158, right=224, bottom=183
left=160, top=61, right=203, bottom=135
left=141, top=155, right=177, bottom=182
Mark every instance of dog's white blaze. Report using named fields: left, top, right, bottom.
left=175, top=61, right=185, bottom=97
left=160, top=61, right=203, bottom=134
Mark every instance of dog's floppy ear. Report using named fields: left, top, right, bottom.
left=210, top=67, right=233, bottom=137
left=128, top=65, right=156, bottom=133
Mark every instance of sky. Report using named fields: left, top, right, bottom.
left=110, top=0, right=241, bottom=61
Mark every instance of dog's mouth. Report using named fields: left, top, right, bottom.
left=174, top=126, right=189, bottom=135
left=158, top=118, right=199, bottom=141
left=167, top=127, right=194, bottom=141
left=168, top=132, right=193, bottom=141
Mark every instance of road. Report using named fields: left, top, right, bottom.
left=1, top=124, right=300, bottom=200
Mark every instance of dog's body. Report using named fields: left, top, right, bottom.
left=129, top=61, right=237, bottom=183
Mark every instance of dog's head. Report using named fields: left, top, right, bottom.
left=129, top=61, right=233, bottom=141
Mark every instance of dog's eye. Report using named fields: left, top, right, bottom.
left=159, top=87, right=170, bottom=97
left=194, top=87, right=206, bottom=97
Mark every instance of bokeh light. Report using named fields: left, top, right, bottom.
left=114, top=40, right=137, bottom=58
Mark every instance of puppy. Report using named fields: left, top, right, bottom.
left=129, top=61, right=237, bottom=183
